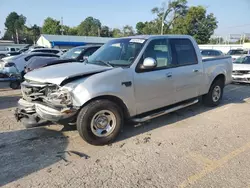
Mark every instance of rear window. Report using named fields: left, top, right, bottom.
left=27, top=57, right=59, bottom=70
left=170, top=39, right=198, bottom=66
left=24, top=54, right=59, bottom=61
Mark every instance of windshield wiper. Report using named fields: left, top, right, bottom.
left=88, top=60, right=113, bottom=67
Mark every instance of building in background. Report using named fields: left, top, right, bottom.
left=36, top=34, right=113, bottom=49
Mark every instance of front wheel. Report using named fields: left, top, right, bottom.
left=77, top=100, right=123, bottom=145
left=203, top=79, right=224, bottom=107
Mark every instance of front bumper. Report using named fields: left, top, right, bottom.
left=232, top=74, right=250, bottom=83
left=15, top=98, right=78, bottom=127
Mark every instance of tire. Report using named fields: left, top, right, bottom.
left=77, top=100, right=123, bottom=145
left=203, top=79, right=224, bottom=107
left=0, top=54, right=5, bottom=59
left=9, top=81, right=20, bottom=89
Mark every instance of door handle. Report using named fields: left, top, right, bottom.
left=166, top=73, right=172, bottom=78
left=193, top=69, right=199, bottom=73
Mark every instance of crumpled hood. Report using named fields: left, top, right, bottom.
left=24, top=62, right=112, bottom=85
left=233, top=63, right=250, bottom=71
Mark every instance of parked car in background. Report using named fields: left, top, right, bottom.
left=27, top=48, right=64, bottom=56
left=23, top=45, right=101, bottom=73
left=232, top=55, right=250, bottom=83
left=0, top=46, right=21, bottom=59
left=200, top=49, right=224, bottom=59
left=227, top=49, right=250, bottom=61
left=15, top=35, right=232, bottom=145
left=61, top=45, right=101, bottom=61
left=6, top=48, right=29, bottom=57
left=24, top=56, right=60, bottom=73
left=0, top=53, right=60, bottom=76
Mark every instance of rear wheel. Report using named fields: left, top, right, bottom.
left=77, top=100, right=123, bottom=145
left=9, top=81, right=20, bottom=89
left=203, top=79, right=224, bottom=107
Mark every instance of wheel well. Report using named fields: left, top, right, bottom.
left=211, top=74, right=225, bottom=87
left=82, top=95, right=130, bottom=118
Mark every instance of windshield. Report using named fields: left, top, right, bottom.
left=61, top=47, right=85, bottom=59
left=234, top=56, right=250, bottom=64
left=87, top=38, right=146, bottom=67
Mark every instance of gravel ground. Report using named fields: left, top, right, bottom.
left=1, top=82, right=250, bottom=188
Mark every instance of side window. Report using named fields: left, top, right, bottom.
left=201, top=50, right=214, bottom=56
left=34, top=50, right=43, bottom=53
left=210, top=51, right=217, bottom=56
left=214, top=51, right=220, bottom=56
left=245, top=57, right=250, bottom=64
left=170, top=39, right=198, bottom=66
left=142, top=39, right=172, bottom=68
left=44, top=50, right=51, bottom=53
left=10, top=48, right=15, bottom=52
left=51, top=50, right=59, bottom=54
left=84, top=48, right=98, bottom=57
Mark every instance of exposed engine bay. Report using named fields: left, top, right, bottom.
left=21, top=80, right=74, bottom=109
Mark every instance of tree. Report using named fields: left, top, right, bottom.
left=141, top=21, right=160, bottom=34
left=122, top=25, right=134, bottom=36
left=151, top=0, right=188, bottom=34
left=172, top=6, right=218, bottom=44
left=30, top=24, right=41, bottom=42
left=4, top=12, right=26, bottom=43
left=77, top=17, right=101, bottom=36
left=209, top=37, right=224, bottom=44
left=42, top=17, right=61, bottom=35
left=112, top=28, right=123, bottom=38
left=136, top=22, right=145, bottom=34
left=100, top=26, right=110, bottom=37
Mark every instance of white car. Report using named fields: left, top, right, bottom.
left=232, top=55, right=250, bottom=83
left=227, top=49, right=249, bottom=61
left=26, top=48, right=64, bottom=56
left=0, top=53, right=60, bottom=75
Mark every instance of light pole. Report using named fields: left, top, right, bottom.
left=60, top=17, right=64, bottom=35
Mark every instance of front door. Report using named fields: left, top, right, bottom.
left=133, top=38, right=176, bottom=114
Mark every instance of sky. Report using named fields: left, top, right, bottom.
left=0, top=0, right=250, bottom=38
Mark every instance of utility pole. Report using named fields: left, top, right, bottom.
left=16, top=29, right=19, bottom=44
left=60, top=17, right=64, bottom=35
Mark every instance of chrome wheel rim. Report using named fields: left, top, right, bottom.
left=90, top=110, right=116, bottom=137
left=212, top=86, right=221, bottom=102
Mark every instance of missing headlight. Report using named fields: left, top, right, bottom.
left=46, top=89, right=73, bottom=106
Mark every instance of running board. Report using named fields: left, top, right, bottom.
left=131, top=99, right=199, bottom=123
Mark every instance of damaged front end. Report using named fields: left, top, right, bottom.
left=15, top=80, right=79, bottom=127
left=232, top=70, right=250, bottom=83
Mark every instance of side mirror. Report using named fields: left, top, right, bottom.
left=83, top=56, right=88, bottom=60
left=79, top=56, right=88, bottom=62
left=141, top=57, right=157, bottom=70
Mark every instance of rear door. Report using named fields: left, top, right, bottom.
left=169, top=38, right=203, bottom=103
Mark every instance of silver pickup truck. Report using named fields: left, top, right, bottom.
left=15, top=35, right=232, bottom=145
